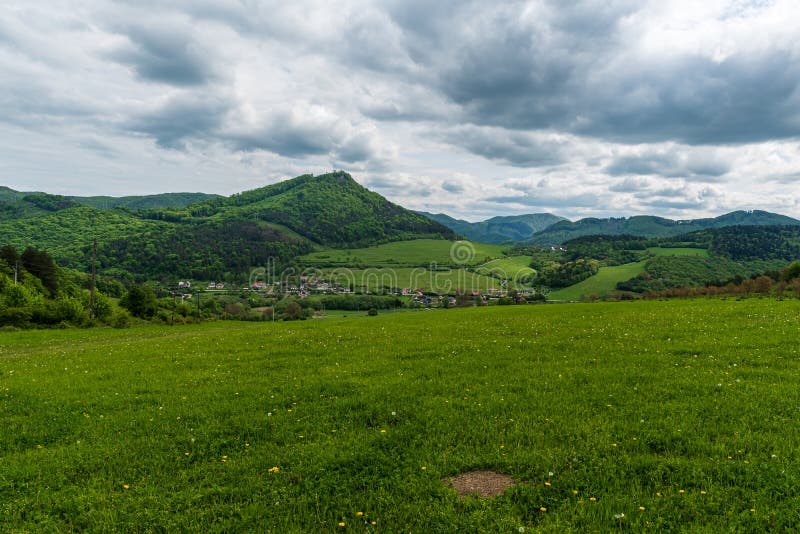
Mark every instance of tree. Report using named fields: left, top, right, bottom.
left=782, top=261, right=800, bottom=282
left=21, top=247, right=58, bottom=296
left=120, top=285, right=158, bottom=319
left=283, top=301, right=303, bottom=321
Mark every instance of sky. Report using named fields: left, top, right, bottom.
left=1, top=0, right=799, bottom=221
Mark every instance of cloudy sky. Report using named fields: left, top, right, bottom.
left=1, top=1, right=799, bottom=221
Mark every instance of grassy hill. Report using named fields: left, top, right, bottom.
left=419, top=212, right=565, bottom=244
left=525, top=211, right=800, bottom=245
left=3, top=299, right=800, bottom=531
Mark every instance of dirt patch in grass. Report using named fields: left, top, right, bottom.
left=447, top=471, right=517, bottom=498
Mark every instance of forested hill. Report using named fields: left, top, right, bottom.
left=418, top=212, right=565, bottom=244
left=523, top=210, right=800, bottom=245
left=73, top=192, right=220, bottom=210
left=0, top=172, right=455, bottom=280
left=0, top=187, right=219, bottom=216
left=173, top=172, right=457, bottom=247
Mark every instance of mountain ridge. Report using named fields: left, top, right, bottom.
left=417, top=212, right=566, bottom=244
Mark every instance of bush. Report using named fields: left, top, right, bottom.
left=0, top=307, right=33, bottom=328
left=367, top=308, right=378, bottom=316
left=112, top=310, right=132, bottom=329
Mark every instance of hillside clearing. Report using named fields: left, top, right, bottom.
left=298, top=239, right=508, bottom=267
left=548, top=261, right=647, bottom=301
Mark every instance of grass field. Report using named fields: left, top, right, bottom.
left=548, top=261, right=647, bottom=301
left=647, top=247, right=710, bottom=257
left=3, top=299, right=800, bottom=531
left=316, top=267, right=511, bottom=293
left=298, top=239, right=508, bottom=267
left=475, top=256, right=536, bottom=281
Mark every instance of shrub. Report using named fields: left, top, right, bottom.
left=367, top=308, right=378, bottom=316
left=112, top=310, right=132, bottom=329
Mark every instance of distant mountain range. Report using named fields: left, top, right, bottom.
left=521, top=211, right=800, bottom=245
left=417, top=212, right=566, bottom=244
left=3, top=174, right=800, bottom=283
left=421, top=208, right=800, bottom=245
left=0, top=186, right=219, bottom=213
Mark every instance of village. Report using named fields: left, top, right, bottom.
left=170, top=275, right=540, bottom=308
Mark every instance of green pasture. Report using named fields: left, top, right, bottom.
left=314, top=267, right=512, bottom=293
left=549, top=261, right=647, bottom=301
left=2, top=299, right=800, bottom=531
left=646, top=247, right=710, bottom=257
left=475, top=256, right=536, bottom=281
left=298, top=239, right=508, bottom=268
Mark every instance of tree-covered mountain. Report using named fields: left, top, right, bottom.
left=0, top=172, right=455, bottom=281
left=0, top=188, right=219, bottom=221
left=73, top=192, right=220, bottom=210
left=178, top=172, right=457, bottom=247
left=417, top=212, right=565, bottom=244
left=523, top=210, right=800, bottom=245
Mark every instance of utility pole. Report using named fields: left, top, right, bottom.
left=89, top=239, right=97, bottom=320
left=12, top=260, right=18, bottom=285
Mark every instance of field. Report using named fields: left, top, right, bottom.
left=298, top=239, right=508, bottom=267
left=475, top=256, right=537, bottom=281
left=647, top=247, right=710, bottom=257
left=3, top=299, right=800, bottom=531
left=315, top=267, right=511, bottom=293
left=548, top=261, right=647, bottom=301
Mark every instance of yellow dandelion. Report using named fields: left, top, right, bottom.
left=356, top=512, right=363, bottom=517
left=572, top=490, right=578, bottom=495
left=638, top=506, right=646, bottom=511
left=421, top=466, right=427, bottom=470
left=590, top=497, right=597, bottom=502
left=750, top=509, right=756, bottom=513
left=380, top=429, right=387, bottom=433
left=185, top=452, right=190, bottom=456
left=544, top=482, right=551, bottom=486
left=540, top=507, right=547, bottom=512
left=371, top=521, right=377, bottom=526
left=339, top=521, right=346, bottom=527
left=700, top=490, right=707, bottom=495
left=679, top=489, right=685, bottom=494
left=122, top=484, right=130, bottom=490
left=656, top=492, right=662, bottom=497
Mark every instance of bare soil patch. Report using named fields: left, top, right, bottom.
left=447, top=470, right=517, bottom=498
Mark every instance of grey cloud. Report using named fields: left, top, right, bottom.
left=108, top=22, right=217, bottom=86
left=609, top=177, right=652, bottom=193
left=128, top=95, right=230, bottom=149
left=438, top=126, right=563, bottom=167
left=487, top=193, right=599, bottom=209
left=441, top=180, right=464, bottom=193
left=363, top=175, right=434, bottom=197
left=643, top=198, right=707, bottom=210
left=403, top=3, right=800, bottom=146
left=606, top=151, right=730, bottom=180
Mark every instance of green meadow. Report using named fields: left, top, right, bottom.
left=549, top=261, right=648, bottom=301
left=315, top=267, right=514, bottom=293
left=2, top=299, right=800, bottom=532
left=299, top=239, right=508, bottom=267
